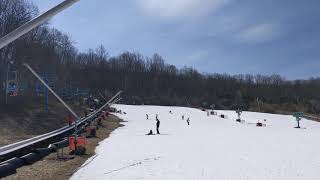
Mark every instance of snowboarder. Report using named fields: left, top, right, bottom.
left=187, top=118, right=190, bottom=125
left=146, top=114, right=149, bottom=120
left=146, top=129, right=154, bottom=135
left=156, top=119, right=160, bottom=134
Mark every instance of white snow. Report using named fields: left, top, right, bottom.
left=71, top=105, right=320, bottom=180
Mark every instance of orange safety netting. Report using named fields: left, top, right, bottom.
left=69, top=136, right=86, bottom=151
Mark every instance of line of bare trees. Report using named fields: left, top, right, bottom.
left=1, top=0, right=320, bottom=114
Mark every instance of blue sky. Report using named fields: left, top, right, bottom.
left=31, top=0, right=320, bottom=79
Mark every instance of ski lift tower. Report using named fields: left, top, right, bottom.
left=5, top=60, right=17, bottom=104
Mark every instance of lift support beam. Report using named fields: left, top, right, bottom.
left=0, top=0, right=79, bottom=50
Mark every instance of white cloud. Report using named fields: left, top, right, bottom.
left=137, top=0, right=230, bottom=19
left=186, top=50, right=210, bottom=63
left=237, top=23, right=281, bottom=43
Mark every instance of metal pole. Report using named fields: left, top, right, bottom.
left=96, top=91, right=122, bottom=112
left=44, top=73, right=49, bottom=112
left=98, top=90, right=122, bottom=107
left=0, top=0, right=79, bottom=50
left=5, top=63, right=9, bottom=105
left=23, top=63, right=80, bottom=131
left=109, top=96, right=120, bottom=105
left=257, top=97, right=261, bottom=112
left=112, top=97, right=121, bottom=105
left=98, top=91, right=107, bottom=102
left=24, top=63, right=122, bottom=154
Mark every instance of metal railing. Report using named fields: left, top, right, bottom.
left=0, top=90, right=122, bottom=162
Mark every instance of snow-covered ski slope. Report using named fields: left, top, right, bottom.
left=71, top=105, right=320, bottom=180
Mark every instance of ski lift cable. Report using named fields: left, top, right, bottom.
left=98, top=91, right=108, bottom=102
left=23, top=63, right=81, bottom=121
left=0, top=0, right=79, bottom=50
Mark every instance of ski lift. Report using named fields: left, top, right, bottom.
left=35, top=73, right=57, bottom=96
left=7, top=81, right=18, bottom=96
left=6, top=71, right=19, bottom=96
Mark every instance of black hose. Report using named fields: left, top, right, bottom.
left=0, top=157, right=25, bottom=169
left=20, top=153, right=42, bottom=165
left=33, top=148, right=52, bottom=158
left=0, top=163, right=17, bottom=178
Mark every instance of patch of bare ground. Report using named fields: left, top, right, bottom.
left=3, top=114, right=123, bottom=180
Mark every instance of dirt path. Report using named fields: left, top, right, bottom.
left=3, top=114, right=123, bottom=180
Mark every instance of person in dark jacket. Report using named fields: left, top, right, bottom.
left=187, top=118, right=190, bottom=125
left=156, top=119, right=160, bottom=134
left=146, top=129, right=153, bottom=135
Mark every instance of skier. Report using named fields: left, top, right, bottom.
left=187, top=118, right=190, bottom=126
left=156, top=118, right=160, bottom=134
left=146, top=114, right=149, bottom=120
left=182, top=115, right=184, bottom=120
